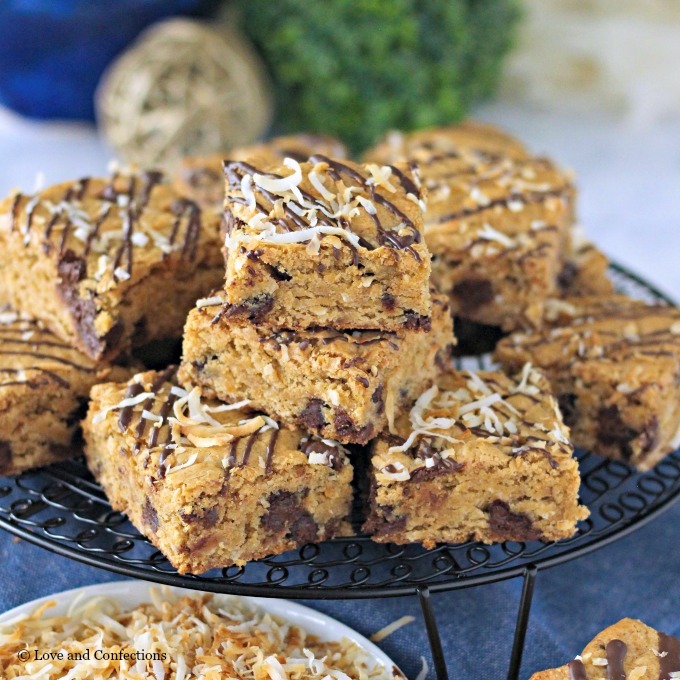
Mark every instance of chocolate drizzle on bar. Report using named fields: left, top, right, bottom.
left=507, top=303, right=680, bottom=368
left=109, top=372, right=347, bottom=478
left=564, top=630, right=680, bottom=679
left=224, top=155, right=424, bottom=260
left=381, top=366, right=571, bottom=479
left=606, top=639, right=627, bottom=680
left=5, top=170, right=206, bottom=283
left=409, top=437, right=465, bottom=481
left=0, top=310, right=98, bottom=390
left=658, top=631, right=680, bottom=680
left=568, top=659, right=587, bottom=680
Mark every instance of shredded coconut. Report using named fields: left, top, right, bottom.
left=93, top=390, right=155, bottom=424
left=113, top=267, right=131, bottom=281
left=415, top=656, right=429, bottom=680
left=477, top=223, right=515, bottom=248
left=253, top=157, right=303, bottom=194
left=369, top=616, right=415, bottom=642
left=309, top=166, right=337, bottom=202
left=196, top=296, right=223, bottom=309
left=0, top=589, right=392, bottom=679
left=241, top=173, right=256, bottom=208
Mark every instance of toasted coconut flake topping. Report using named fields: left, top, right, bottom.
left=381, top=364, right=569, bottom=475
left=93, top=389, right=155, bottom=424
left=309, top=165, right=337, bottom=202
left=228, top=157, right=421, bottom=256
left=477, top=223, right=515, bottom=248
left=241, top=173, right=256, bottom=208
left=196, top=295, right=224, bottom=309
left=365, top=164, right=397, bottom=192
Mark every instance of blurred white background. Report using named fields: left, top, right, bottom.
left=0, top=0, right=678, bottom=298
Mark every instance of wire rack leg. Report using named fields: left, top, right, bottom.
left=417, top=585, right=449, bottom=680
left=507, top=565, right=538, bottom=680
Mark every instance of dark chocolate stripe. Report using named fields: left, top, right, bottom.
left=83, top=204, right=112, bottom=257
left=606, top=639, right=627, bottom=680
left=390, top=163, right=420, bottom=197
left=8, top=193, right=22, bottom=232
left=74, top=178, right=90, bottom=200
left=148, top=392, right=178, bottom=450
left=240, top=431, right=258, bottom=467
left=57, top=180, right=89, bottom=255
left=134, top=370, right=174, bottom=441
left=0, top=367, right=70, bottom=389
left=435, top=189, right=565, bottom=224
left=658, top=631, right=680, bottom=679
left=118, top=382, right=145, bottom=433
left=265, top=427, right=279, bottom=473
left=224, top=438, right=238, bottom=477
left=99, top=172, right=120, bottom=202
left=139, top=170, right=163, bottom=208
left=0, top=350, right=94, bottom=372
left=158, top=446, right=172, bottom=479
left=0, top=332, right=76, bottom=351
left=508, top=445, right=559, bottom=469
left=44, top=183, right=79, bottom=242
left=111, top=175, right=136, bottom=277
left=568, top=659, right=587, bottom=680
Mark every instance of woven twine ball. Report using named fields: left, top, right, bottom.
left=96, top=18, right=273, bottom=168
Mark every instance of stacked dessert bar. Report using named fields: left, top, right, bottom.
left=180, top=156, right=454, bottom=441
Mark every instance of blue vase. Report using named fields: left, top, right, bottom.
left=0, top=0, right=216, bottom=120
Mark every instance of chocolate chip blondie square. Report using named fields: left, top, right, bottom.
left=0, top=171, right=223, bottom=361
left=530, top=618, right=680, bottom=680
left=83, top=369, right=353, bottom=574
left=174, top=133, right=348, bottom=210
left=496, top=296, right=680, bottom=470
left=179, top=292, right=455, bottom=445
left=222, top=156, right=432, bottom=332
left=364, top=364, right=588, bottom=546
left=364, top=125, right=575, bottom=331
left=0, top=307, right=129, bottom=475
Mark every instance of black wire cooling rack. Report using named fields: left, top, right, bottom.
left=0, top=264, right=677, bottom=680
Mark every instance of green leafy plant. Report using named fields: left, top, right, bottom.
left=240, top=0, right=521, bottom=152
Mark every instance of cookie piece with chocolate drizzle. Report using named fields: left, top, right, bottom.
left=179, top=290, right=454, bottom=445
left=363, top=363, right=588, bottom=547
left=0, top=171, right=224, bottom=361
left=364, top=122, right=575, bottom=331
left=222, top=155, right=432, bottom=332
left=530, top=618, right=680, bottom=679
left=0, top=305, right=131, bottom=475
left=83, top=368, right=353, bottom=574
left=174, top=133, right=348, bottom=210
left=496, top=295, right=680, bottom=471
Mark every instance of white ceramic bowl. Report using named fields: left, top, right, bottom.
left=0, top=580, right=400, bottom=675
